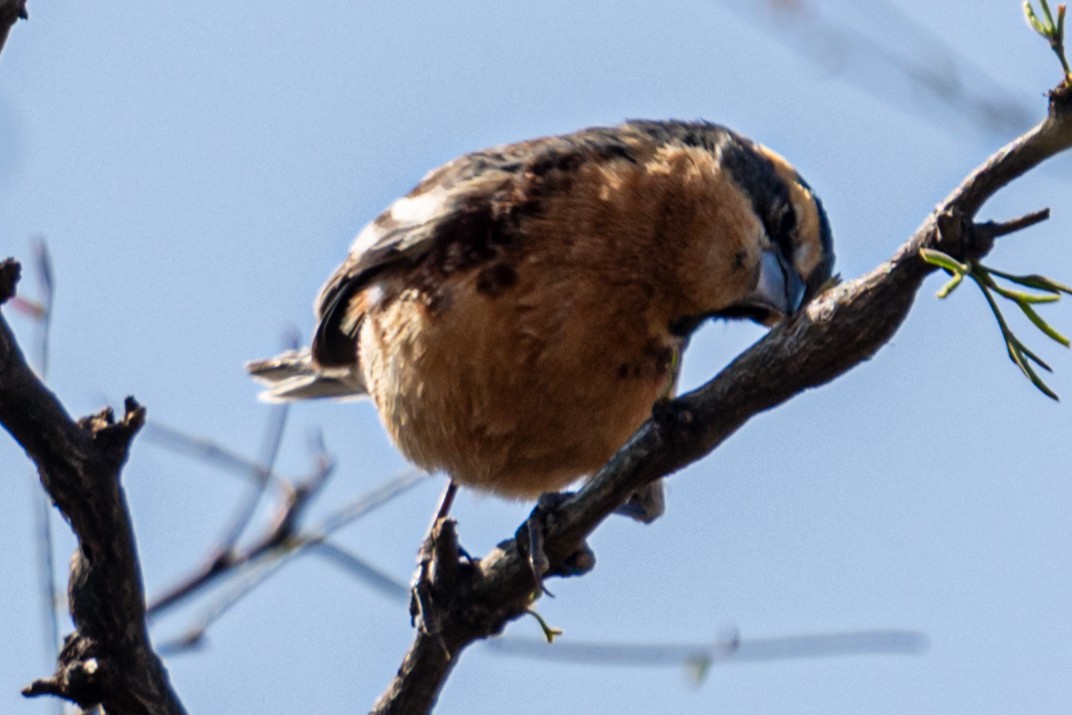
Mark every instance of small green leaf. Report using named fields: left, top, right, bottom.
left=1014, top=337, right=1054, bottom=372
left=1011, top=345, right=1060, bottom=400
left=1019, top=301, right=1072, bottom=347
left=936, top=271, right=965, bottom=299
left=990, top=284, right=1061, bottom=304
left=973, top=269, right=1061, bottom=399
left=685, top=655, right=713, bottom=684
left=988, top=268, right=1072, bottom=294
left=919, top=248, right=969, bottom=274
left=1042, top=0, right=1057, bottom=27
left=930, top=254, right=1067, bottom=399
left=1026, top=1, right=1048, bottom=34
left=526, top=609, right=563, bottom=643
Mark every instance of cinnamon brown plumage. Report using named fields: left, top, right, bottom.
left=249, top=120, right=834, bottom=499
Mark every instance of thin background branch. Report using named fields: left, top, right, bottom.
left=145, top=422, right=335, bottom=617
left=137, top=423, right=924, bottom=668
left=26, top=240, right=63, bottom=715
left=153, top=469, right=423, bottom=648
left=719, top=0, right=1035, bottom=139
left=488, top=629, right=927, bottom=670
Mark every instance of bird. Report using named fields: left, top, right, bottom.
left=248, top=120, right=834, bottom=522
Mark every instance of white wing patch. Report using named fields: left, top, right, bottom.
left=389, top=185, right=451, bottom=224
left=350, top=185, right=452, bottom=257
left=351, top=221, right=385, bottom=256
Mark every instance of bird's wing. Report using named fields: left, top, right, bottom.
left=310, top=128, right=642, bottom=367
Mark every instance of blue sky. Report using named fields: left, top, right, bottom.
left=2, top=2, right=1072, bottom=713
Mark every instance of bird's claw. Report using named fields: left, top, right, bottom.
left=518, top=492, right=596, bottom=594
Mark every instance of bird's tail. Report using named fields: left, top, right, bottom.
left=246, top=347, right=368, bottom=402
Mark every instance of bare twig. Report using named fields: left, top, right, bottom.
left=207, top=331, right=302, bottom=554
left=369, top=84, right=1072, bottom=715
left=311, top=540, right=411, bottom=603
left=977, top=207, right=1051, bottom=239
left=721, top=0, right=1034, bottom=139
left=147, top=444, right=334, bottom=617
left=156, top=550, right=293, bottom=655
left=144, top=415, right=422, bottom=618
left=156, top=471, right=424, bottom=652
left=487, top=629, right=926, bottom=670
left=153, top=402, right=292, bottom=615
left=142, top=420, right=289, bottom=487
left=309, top=541, right=926, bottom=674
left=22, top=240, right=63, bottom=715
left=213, top=403, right=290, bottom=549
left=144, top=407, right=426, bottom=627
left=0, top=259, right=186, bottom=713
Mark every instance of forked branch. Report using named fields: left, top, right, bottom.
left=0, top=261, right=185, bottom=714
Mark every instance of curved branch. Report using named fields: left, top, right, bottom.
left=372, top=86, right=1072, bottom=713
left=0, top=261, right=185, bottom=714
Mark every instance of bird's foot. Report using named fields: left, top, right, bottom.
left=517, top=492, right=596, bottom=595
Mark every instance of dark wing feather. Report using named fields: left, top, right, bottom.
left=308, top=123, right=696, bottom=367
left=310, top=151, right=520, bottom=366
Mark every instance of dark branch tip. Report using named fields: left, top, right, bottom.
left=22, top=656, right=107, bottom=706
left=81, top=398, right=145, bottom=436
left=1049, top=80, right=1072, bottom=109
left=122, top=396, right=147, bottom=430
left=22, top=677, right=63, bottom=699
left=977, top=208, right=1051, bottom=240
left=0, top=0, right=26, bottom=24
left=0, top=258, right=21, bottom=304
left=76, top=398, right=146, bottom=463
left=78, top=405, right=116, bottom=432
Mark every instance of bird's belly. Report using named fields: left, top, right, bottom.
left=358, top=287, right=677, bottom=499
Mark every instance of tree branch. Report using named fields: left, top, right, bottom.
left=371, top=85, right=1072, bottom=714
left=0, top=0, right=26, bottom=59
left=0, top=260, right=186, bottom=714
left=146, top=444, right=332, bottom=618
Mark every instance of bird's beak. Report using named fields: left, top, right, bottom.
left=742, top=248, right=806, bottom=323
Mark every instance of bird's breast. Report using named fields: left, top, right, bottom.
left=358, top=268, right=681, bottom=499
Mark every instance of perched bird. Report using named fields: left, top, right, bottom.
left=249, top=120, right=834, bottom=516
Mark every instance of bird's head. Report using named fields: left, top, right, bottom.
left=713, top=145, right=835, bottom=327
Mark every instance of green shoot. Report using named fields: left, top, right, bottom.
left=920, top=247, right=1070, bottom=400
left=685, top=654, right=713, bottom=684
left=526, top=609, right=563, bottom=643
left=1024, top=0, right=1072, bottom=84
